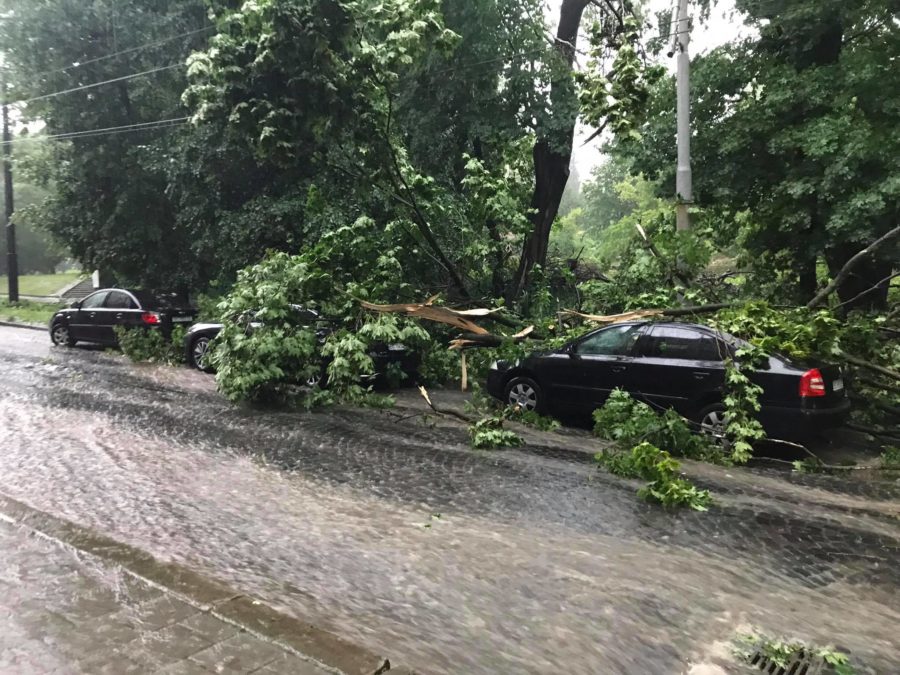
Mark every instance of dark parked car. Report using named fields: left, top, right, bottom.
left=49, top=289, right=198, bottom=348
left=183, top=306, right=419, bottom=386
left=486, top=321, right=850, bottom=437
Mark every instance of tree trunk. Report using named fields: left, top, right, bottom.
left=508, top=0, right=591, bottom=302
left=824, top=242, right=893, bottom=312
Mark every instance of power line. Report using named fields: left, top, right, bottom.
left=29, top=25, right=215, bottom=81
left=0, top=116, right=190, bottom=146
left=13, top=63, right=186, bottom=107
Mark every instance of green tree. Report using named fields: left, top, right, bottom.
left=0, top=0, right=209, bottom=291
left=616, top=0, right=900, bottom=310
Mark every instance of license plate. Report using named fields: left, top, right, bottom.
left=172, top=316, right=194, bottom=323
left=833, top=379, right=844, bottom=391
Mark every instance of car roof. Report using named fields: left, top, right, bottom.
left=587, top=320, right=728, bottom=338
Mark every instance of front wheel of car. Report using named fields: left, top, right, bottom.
left=50, top=322, right=75, bottom=347
left=697, top=403, right=728, bottom=442
left=189, top=336, right=214, bottom=373
left=504, top=376, right=544, bottom=414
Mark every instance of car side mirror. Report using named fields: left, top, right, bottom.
left=71, top=300, right=82, bottom=309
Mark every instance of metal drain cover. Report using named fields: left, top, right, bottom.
left=747, top=647, right=827, bottom=675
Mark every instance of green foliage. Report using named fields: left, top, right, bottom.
left=592, top=389, right=721, bottom=462
left=591, top=391, right=716, bottom=510
left=596, top=443, right=712, bottom=511
left=115, top=327, right=186, bottom=366
left=469, top=413, right=523, bottom=450
left=507, top=407, right=561, bottom=432
left=736, top=633, right=855, bottom=675
left=723, top=358, right=765, bottom=464
left=880, top=446, right=900, bottom=470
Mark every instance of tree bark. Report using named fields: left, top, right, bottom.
left=508, top=0, right=591, bottom=301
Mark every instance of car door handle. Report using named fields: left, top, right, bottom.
left=692, top=371, right=710, bottom=379
left=611, top=366, right=627, bottom=373
left=115, top=313, right=123, bottom=319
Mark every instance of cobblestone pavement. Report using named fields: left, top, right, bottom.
left=1, top=325, right=899, bottom=674
left=0, top=518, right=329, bottom=674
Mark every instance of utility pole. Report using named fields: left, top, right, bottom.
left=674, top=0, right=692, bottom=231
left=2, top=70, right=16, bottom=302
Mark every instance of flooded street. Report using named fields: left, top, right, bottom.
left=1, top=324, right=899, bottom=673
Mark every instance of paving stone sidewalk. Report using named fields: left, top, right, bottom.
left=0, top=519, right=330, bottom=674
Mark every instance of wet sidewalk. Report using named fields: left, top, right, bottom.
left=0, top=518, right=329, bottom=674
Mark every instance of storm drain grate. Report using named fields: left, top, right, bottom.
left=747, top=648, right=827, bottom=675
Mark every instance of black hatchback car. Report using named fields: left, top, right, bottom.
left=49, top=289, right=198, bottom=348
left=486, top=321, right=850, bottom=437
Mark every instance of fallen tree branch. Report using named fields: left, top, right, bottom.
left=841, top=352, right=900, bottom=383
left=561, top=303, right=733, bottom=325
left=807, top=225, right=900, bottom=309
left=846, top=422, right=900, bottom=442
left=855, top=375, right=900, bottom=396
left=360, top=297, right=492, bottom=334
left=832, top=271, right=900, bottom=310
left=417, top=386, right=473, bottom=423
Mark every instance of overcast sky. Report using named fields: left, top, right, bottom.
left=562, top=0, right=751, bottom=177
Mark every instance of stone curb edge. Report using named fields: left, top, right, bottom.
left=0, top=492, right=414, bottom=675
left=0, top=319, right=46, bottom=331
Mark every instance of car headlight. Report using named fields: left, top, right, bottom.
left=489, top=361, right=499, bottom=370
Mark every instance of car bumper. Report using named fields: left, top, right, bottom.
left=759, top=398, right=851, bottom=436
left=486, top=369, right=506, bottom=401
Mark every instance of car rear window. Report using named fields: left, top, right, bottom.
left=131, top=291, right=191, bottom=310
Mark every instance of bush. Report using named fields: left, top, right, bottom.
left=115, top=326, right=186, bottom=366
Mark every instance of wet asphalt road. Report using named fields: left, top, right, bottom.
left=1, top=325, right=899, bottom=674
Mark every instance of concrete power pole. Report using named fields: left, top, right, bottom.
left=2, top=71, right=16, bottom=302
left=674, top=0, right=692, bottom=231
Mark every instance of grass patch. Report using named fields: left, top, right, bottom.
left=0, top=299, right=62, bottom=325
left=0, top=272, right=82, bottom=296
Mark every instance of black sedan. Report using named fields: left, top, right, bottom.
left=486, top=321, right=850, bottom=437
left=183, top=306, right=420, bottom=386
left=49, top=289, right=198, bottom=348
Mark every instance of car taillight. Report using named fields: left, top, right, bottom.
left=799, top=368, right=826, bottom=397
left=141, top=312, right=161, bottom=325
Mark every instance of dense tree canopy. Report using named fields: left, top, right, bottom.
left=615, top=0, right=900, bottom=310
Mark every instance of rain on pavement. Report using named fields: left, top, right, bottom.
left=1, top=324, right=898, bottom=673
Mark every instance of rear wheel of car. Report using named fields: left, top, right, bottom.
left=190, top=336, right=214, bottom=373
left=698, top=403, right=728, bottom=442
left=504, top=376, right=543, bottom=413
left=50, top=322, right=75, bottom=347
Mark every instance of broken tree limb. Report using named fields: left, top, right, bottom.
left=560, top=308, right=663, bottom=324
left=841, top=352, right=900, bottom=383
left=832, top=271, right=900, bottom=310
left=561, top=303, right=732, bottom=325
left=449, top=326, right=535, bottom=350
left=417, top=386, right=473, bottom=423
left=807, top=225, right=900, bottom=309
left=360, top=299, right=490, bottom=334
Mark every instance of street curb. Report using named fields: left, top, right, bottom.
left=0, top=492, right=406, bottom=675
left=0, top=319, right=46, bottom=331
